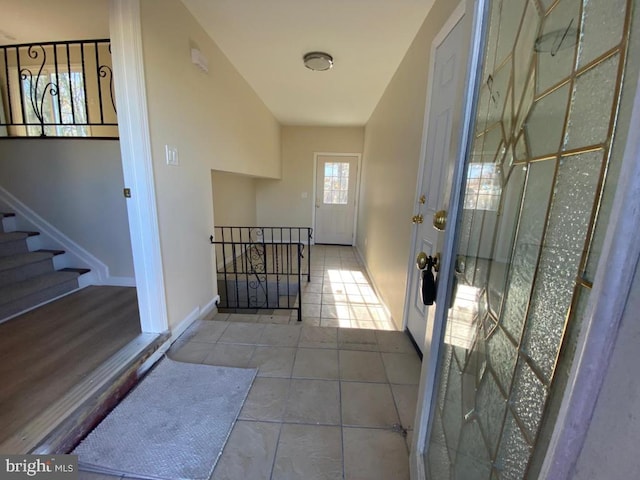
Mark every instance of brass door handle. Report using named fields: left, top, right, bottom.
left=433, top=210, right=447, bottom=231
left=412, top=214, right=424, bottom=224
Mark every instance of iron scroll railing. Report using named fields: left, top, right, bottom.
left=210, top=227, right=313, bottom=322
left=0, top=39, right=117, bottom=138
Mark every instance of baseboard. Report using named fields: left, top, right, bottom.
left=354, top=245, right=396, bottom=329
left=139, top=295, right=221, bottom=373
left=0, top=186, right=110, bottom=283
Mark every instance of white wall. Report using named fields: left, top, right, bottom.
left=139, top=0, right=281, bottom=328
left=256, top=126, right=363, bottom=228
left=0, top=139, right=134, bottom=278
left=357, top=0, right=460, bottom=329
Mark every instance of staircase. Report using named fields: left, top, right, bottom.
left=0, top=212, right=90, bottom=321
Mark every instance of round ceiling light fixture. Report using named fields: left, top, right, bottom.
left=303, top=51, right=334, bottom=71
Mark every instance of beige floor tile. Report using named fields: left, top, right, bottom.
left=207, top=312, right=228, bottom=321
left=180, top=320, right=229, bottom=343
left=350, top=320, right=378, bottom=330
left=211, top=421, right=280, bottom=480
left=338, top=328, right=378, bottom=351
left=301, top=293, right=322, bottom=304
left=257, top=314, right=290, bottom=324
left=299, top=326, right=338, bottom=349
left=343, top=427, right=409, bottom=480
left=391, top=384, right=419, bottom=430
left=321, top=318, right=352, bottom=328
left=339, top=350, right=387, bottom=382
left=324, top=293, right=349, bottom=303
left=298, top=317, right=321, bottom=326
left=239, top=377, right=290, bottom=422
left=302, top=283, right=324, bottom=294
left=302, top=304, right=322, bottom=318
left=321, top=304, right=352, bottom=319
left=167, top=340, right=212, bottom=364
left=272, top=424, right=343, bottom=480
left=283, top=379, right=341, bottom=425
left=226, top=313, right=261, bottom=323
left=341, top=382, right=399, bottom=428
left=250, top=346, right=296, bottom=377
left=382, top=352, right=422, bottom=385
left=202, top=344, right=255, bottom=367
left=374, top=321, right=397, bottom=331
left=292, top=348, right=339, bottom=380
left=375, top=330, right=417, bottom=354
left=259, top=324, right=301, bottom=347
left=218, top=322, right=265, bottom=344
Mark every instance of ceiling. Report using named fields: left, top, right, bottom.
left=181, top=0, right=435, bottom=126
left=0, top=0, right=110, bottom=46
left=0, top=0, right=435, bottom=127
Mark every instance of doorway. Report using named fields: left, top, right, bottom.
left=313, top=153, right=360, bottom=245
left=413, top=0, right=635, bottom=478
left=405, top=4, right=468, bottom=352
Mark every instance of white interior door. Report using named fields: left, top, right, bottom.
left=405, top=12, right=466, bottom=352
left=314, top=155, right=358, bottom=245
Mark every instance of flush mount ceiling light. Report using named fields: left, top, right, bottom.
left=303, top=51, right=334, bottom=71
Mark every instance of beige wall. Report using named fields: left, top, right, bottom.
left=256, top=126, right=363, bottom=228
left=140, top=0, right=281, bottom=328
left=357, top=0, right=460, bottom=329
left=211, top=171, right=257, bottom=227
left=0, top=139, right=133, bottom=277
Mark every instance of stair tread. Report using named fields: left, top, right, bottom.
left=0, top=232, right=29, bottom=243
left=0, top=252, right=55, bottom=272
left=0, top=271, right=82, bottom=305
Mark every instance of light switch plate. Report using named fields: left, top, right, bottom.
left=165, top=145, right=179, bottom=166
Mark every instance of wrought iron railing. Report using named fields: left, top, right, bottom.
left=0, top=39, right=118, bottom=138
left=210, top=227, right=313, bottom=322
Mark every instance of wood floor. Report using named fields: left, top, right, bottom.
left=0, top=286, right=141, bottom=447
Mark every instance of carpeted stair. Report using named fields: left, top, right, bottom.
left=0, top=212, right=90, bottom=320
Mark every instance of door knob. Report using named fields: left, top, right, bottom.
left=416, top=252, right=428, bottom=270
left=412, top=214, right=424, bottom=224
left=433, top=210, right=447, bottom=231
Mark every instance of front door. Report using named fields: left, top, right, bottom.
left=314, top=154, right=359, bottom=245
left=405, top=10, right=467, bottom=352
left=414, top=0, right=635, bottom=477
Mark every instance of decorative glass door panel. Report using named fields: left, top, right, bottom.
left=424, top=0, right=632, bottom=478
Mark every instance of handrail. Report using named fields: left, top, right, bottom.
left=210, top=228, right=312, bottom=322
left=0, top=39, right=117, bottom=138
left=213, top=226, right=313, bottom=282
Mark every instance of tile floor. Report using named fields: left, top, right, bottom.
left=79, top=246, right=422, bottom=480
left=222, top=245, right=397, bottom=330
left=177, top=319, right=420, bottom=480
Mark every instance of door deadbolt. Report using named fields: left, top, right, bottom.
left=433, top=210, right=447, bottom=231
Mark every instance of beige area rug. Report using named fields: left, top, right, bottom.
left=73, top=357, right=257, bottom=480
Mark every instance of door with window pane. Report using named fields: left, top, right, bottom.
left=421, top=0, right=634, bottom=478
left=314, top=155, right=359, bottom=244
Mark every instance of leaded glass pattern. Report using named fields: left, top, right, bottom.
left=425, top=0, right=632, bottom=477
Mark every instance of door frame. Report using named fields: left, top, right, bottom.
left=402, top=1, right=466, bottom=333
left=311, top=152, right=362, bottom=245
left=109, top=0, right=168, bottom=334
left=409, top=0, right=487, bottom=477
